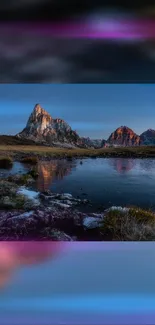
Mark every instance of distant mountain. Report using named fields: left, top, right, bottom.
left=80, top=137, right=106, bottom=149
left=1, top=104, right=155, bottom=148
left=140, top=129, right=155, bottom=145
left=107, top=126, right=141, bottom=146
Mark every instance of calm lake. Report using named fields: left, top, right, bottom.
left=1, top=157, right=155, bottom=211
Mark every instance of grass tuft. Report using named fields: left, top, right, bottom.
left=101, top=207, right=155, bottom=241
left=20, top=156, right=38, bottom=164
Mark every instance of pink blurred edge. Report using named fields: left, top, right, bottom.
left=0, top=241, right=154, bottom=255
left=0, top=241, right=62, bottom=258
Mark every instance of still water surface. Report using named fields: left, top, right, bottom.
left=1, top=157, right=155, bottom=211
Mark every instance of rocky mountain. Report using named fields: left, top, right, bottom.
left=80, top=137, right=106, bottom=149
left=140, top=129, right=155, bottom=145
left=15, top=104, right=155, bottom=148
left=17, top=104, right=107, bottom=148
left=107, top=126, right=141, bottom=146
left=17, top=104, right=82, bottom=148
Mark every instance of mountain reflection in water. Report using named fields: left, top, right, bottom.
left=35, top=158, right=141, bottom=192
left=0, top=242, right=61, bottom=289
left=2, top=157, right=155, bottom=212
left=35, top=160, right=75, bottom=191
left=109, top=158, right=136, bottom=173
left=34, top=158, right=138, bottom=193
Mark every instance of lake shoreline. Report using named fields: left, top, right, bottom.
left=0, top=176, right=105, bottom=241
left=1, top=152, right=155, bottom=241
left=0, top=172, right=155, bottom=241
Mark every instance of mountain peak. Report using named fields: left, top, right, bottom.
left=34, top=103, right=42, bottom=113
left=117, top=126, right=133, bottom=132
left=33, top=103, right=50, bottom=116
left=108, top=125, right=140, bottom=146
left=141, top=129, right=155, bottom=135
left=140, top=128, right=155, bottom=145
left=17, top=104, right=81, bottom=147
left=147, top=128, right=155, bottom=132
left=34, top=103, right=41, bottom=110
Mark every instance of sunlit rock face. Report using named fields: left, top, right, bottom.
left=107, top=126, right=141, bottom=146
left=17, top=104, right=81, bottom=147
left=27, top=104, right=52, bottom=134
left=140, top=129, right=155, bottom=145
left=17, top=103, right=107, bottom=148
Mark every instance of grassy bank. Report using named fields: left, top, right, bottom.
left=1, top=145, right=155, bottom=159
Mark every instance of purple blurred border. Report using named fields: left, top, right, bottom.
left=0, top=19, right=155, bottom=40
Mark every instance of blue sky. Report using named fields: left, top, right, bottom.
left=0, top=84, right=155, bottom=139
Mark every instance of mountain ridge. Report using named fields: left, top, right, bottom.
left=1, top=104, right=155, bottom=147
left=16, top=104, right=107, bottom=148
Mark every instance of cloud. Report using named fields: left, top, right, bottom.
left=1, top=26, right=155, bottom=83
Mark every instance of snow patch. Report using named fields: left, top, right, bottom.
left=18, top=187, right=39, bottom=200
left=11, top=211, right=34, bottom=220
left=107, top=206, right=129, bottom=213
left=60, top=193, right=73, bottom=200
left=51, top=200, right=71, bottom=208
left=83, top=216, right=103, bottom=229
left=17, top=187, right=40, bottom=206
left=63, top=193, right=73, bottom=198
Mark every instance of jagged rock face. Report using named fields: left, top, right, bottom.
left=107, top=126, right=141, bottom=146
left=140, top=129, right=155, bottom=145
left=80, top=137, right=106, bottom=149
left=17, top=104, right=81, bottom=146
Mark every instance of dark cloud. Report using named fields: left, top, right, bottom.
left=1, top=22, right=155, bottom=83
left=0, top=0, right=155, bottom=83
left=0, top=34, right=91, bottom=83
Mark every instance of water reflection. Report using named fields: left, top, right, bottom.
left=2, top=158, right=155, bottom=212
left=0, top=242, right=61, bottom=289
left=36, top=160, right=75, bottom=191
left=109, top=158, right=136, bottom=173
